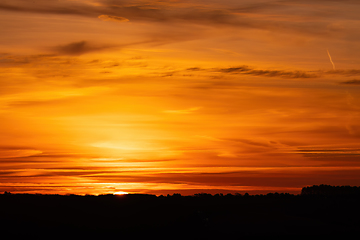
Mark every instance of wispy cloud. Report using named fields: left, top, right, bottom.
left=98, top=15, right=129, bottom=23
left=328, top=70, right=360, bottom=76
left=339, top=79, right=360, bottom=85
left=0, top=146, right=42, bottom=159
left=219, top=67, right=318, bottom=78
left=164, top=107, right=202, bottom=114
left=187, top=65, right=319, bottom=79
left=52, top=41, right=115, bottom=56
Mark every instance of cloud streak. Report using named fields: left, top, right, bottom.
left=340, top=79, right=360, bottom=85
left=327, top=49, right=336, bottom=70
left=187, top=65, right=319, bottom=79
left=52, top=41, right=115, bottom=56
left=164, top=107, right=202, bottom=114
left=98, top=15, right=129, bottom=23
left=328, top=70, right=360, bottom=76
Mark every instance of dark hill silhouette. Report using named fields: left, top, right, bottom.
left=1, top=185, right=359, bottom=237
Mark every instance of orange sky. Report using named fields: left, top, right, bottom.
left=1, top=0, right=360, bottom=195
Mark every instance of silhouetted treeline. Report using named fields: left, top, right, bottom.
left=1, top=185, right=360, bottom=237
left=301, top=184, right=360, bottom=196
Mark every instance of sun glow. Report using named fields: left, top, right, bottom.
left=113, top=191, right=129, bottom=195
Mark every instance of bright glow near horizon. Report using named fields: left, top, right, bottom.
left=114, top=191, right=129, bottom=195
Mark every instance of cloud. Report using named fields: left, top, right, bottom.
left=186, top=67, right=202, bottom=71
left=328, top=70, right=360, bottom=76
left=339, top=79, right=360, bottom=85
left=50, top=39, right=168, bottom=56
left=217, top=66, right=252, bottom=73
left=0, top=54, right=57, bottom=67
left=52, top=41, right=114, bottom=56
left=164, top=107, right=202, bottom=114
left=98, top=15, right=129, bottom=22
left=217, top=66, right=319, bottom=78
left=0, top=0, right=99, bottom=17
left=296, top=148, right=360, bottom=163
left=220, top=138, right=272, bottom=148
left=0, top=146, right=42, bottom=159
left=250, top=70, right=318, bottom=78
left=187, top=65, right=319, bottom=79
left=195, top=135, right=272, bottom=148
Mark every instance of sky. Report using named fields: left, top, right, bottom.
left=1, top=0, right=360, bottom=195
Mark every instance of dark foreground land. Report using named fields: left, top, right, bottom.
left=1, top=185, right=360, bottom=237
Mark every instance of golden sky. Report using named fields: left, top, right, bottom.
left=1, top=0, right=360, bottom=195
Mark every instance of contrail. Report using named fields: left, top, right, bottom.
left=327, top=49, right=335, bottom=70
